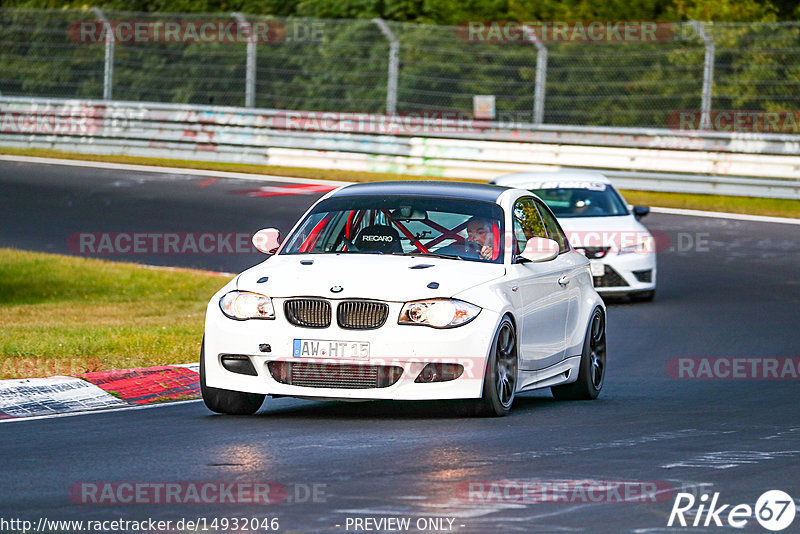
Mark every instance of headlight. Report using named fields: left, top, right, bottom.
left=219, top=291, right=275, bottom=320
left=618, top=235, right=654, bottom=255
left=398, top=299, right=481, bottom=328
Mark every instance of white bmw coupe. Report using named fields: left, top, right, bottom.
left=201, top=181, right=606, bottom=416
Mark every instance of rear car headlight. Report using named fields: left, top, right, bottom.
left=398, top=299, right=480, bottom=328
left=618, top=235, right=654, bottom=255
left=219, top=291, right=275, bottom=320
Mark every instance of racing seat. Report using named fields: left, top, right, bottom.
left=354, top=224, right=403, bottom=253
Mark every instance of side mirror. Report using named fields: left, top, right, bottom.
left=520, top=237, right=560, bottom=263
left=252, top=228, right=281, bottom=254
left=632, top=206, right=650, bottom=220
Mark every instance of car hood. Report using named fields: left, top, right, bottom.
left=236, top=254, right=506, bottom=301
left=557, top=215, right=651, bottom=250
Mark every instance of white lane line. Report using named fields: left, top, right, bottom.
left=0, top=154, right=353, bottom=187
left=662, top=450, right=800, bottom=470
left=140, top=263, right=234, bottom=278
left=175, top=362, right=200, bottom=374
left=0, top=377, right=125, bottom=417
left=3, top=154, right=797, bottom=224
left=0, top=398, right=204, bottom=424
left=651, top=206, right=800, bottom=225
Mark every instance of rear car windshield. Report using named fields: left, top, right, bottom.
left=530, top=183, right=629, bottom=218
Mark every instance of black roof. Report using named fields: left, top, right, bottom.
left=331, top=181, right=510, bottom=203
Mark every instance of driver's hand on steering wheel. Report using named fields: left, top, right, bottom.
left=466, top=240, right=491, bottom=260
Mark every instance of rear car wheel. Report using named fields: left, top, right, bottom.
left=474, top=318, right=518, bottom=417
left=200, top=339, right=265, bottom=415
left=551, top=308, right=606, bottom=400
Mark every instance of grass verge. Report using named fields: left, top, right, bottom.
left=2, top=147, right=798, bottom=218
left=620, top=189, right=800, bottom=219
left=0, top=248, right=228, bottom=380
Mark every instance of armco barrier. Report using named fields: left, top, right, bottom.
left=1, top=97, right=799, bottom=199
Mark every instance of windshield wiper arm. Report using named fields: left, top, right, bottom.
left=392, top=252, right=462, bottom=260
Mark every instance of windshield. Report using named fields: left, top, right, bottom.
left=280, top=195, right=505, bottom=263
left=530, top=183, right=629, bottom=218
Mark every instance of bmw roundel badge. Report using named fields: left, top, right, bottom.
left=330, top=285, right=343, bottom=293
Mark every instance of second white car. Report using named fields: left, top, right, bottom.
left=492, top=171, right=657, bottom=301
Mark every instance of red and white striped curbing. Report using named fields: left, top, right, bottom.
left=0, top=364, right=200, bottom=420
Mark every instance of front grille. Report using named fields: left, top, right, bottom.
left=268, top=361, right=403, bottom=389
left=284, top=298, right=331, bottom=328
left=593, top=265, right=629, bottom=288
left=632, top=269, right=653, bottom=283
left=576, top=246, right=610, bottom=259
left=337, top=300, right=389, bottom=330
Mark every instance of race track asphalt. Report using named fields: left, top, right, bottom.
left=1, top=160, right=798, bottom=533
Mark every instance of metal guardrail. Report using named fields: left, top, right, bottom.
left=1, top=97, right=799, bottom=199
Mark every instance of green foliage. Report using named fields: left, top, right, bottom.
left=0, top=0, right=794, bottom=23
left=0, top=2, right=797, bottom=126
left=670, top=0, right=778, bottom=22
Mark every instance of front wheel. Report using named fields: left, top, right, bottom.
left=551, top=308, right=606, bottom=400
left=474, top=318, right=518, bottom=417
left=200, top=340, right=265, bottom=415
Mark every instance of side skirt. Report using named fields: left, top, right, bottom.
left=516, top=355, right=582, bottom=392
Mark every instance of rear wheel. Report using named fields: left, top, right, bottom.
left=474, top=318, right=518, bottom=417
left=200, top=340, right=265, bottom=415
left=551, top=309, right=606, bottom=400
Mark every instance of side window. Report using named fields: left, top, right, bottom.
left=512, top=197, right=547, bottom=254
left=534, top=200, right=569, bottom=253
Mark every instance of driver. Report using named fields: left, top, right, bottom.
left=438, top=216, right=493, bottom=260
left=466, top=217, right=493, bottom=260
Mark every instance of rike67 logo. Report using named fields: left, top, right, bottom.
left=668, top=490, right=795, bottom=531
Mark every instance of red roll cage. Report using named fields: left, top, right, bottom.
left=299, top=209, right=500, bottom=261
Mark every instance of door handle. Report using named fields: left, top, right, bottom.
left=557, top=275, right=570, bottom=287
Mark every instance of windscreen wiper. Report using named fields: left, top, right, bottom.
left=392, top=252, right=463, bottom=260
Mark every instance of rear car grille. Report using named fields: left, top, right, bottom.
left=593, top=265, right=629, bottom=288
left=632, top=269, right=653, bottom=283
left=337, top=300, right=389, bottom=330
left=284, top=298, right=331, bottom=328
left=268, top=361, right=403, bottom=389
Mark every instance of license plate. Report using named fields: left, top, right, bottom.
left=590, top=261, right=605, bottom=277
left=293, top=339, right=370, bottom=359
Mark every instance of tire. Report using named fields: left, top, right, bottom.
left=551, top=308, right=606, bottom=401
left=473, top=318, right=518, bottom=417
left=200, top=339, right=265, bottom=415
left=630, top=290, right=655, bottom=302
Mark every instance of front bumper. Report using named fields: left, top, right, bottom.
left=203, top=298, right=499, bottom=400
left=589, top=251, right=657, bottom=295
